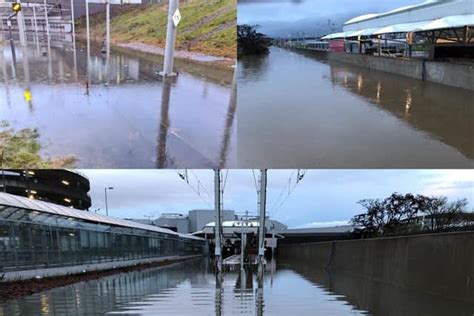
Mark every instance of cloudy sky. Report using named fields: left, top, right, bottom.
left=79, top=169, right=473, bottom=229
left=238, top=0, right=423, bottom=37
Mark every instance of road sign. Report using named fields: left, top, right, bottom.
left=172, top=9, right=181, bottom=27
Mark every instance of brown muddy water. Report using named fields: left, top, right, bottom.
left=237, top=47, right=474, bottom=168
left=0, top=38, right=236, bottom=168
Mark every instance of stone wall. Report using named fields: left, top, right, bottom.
left=279, top=231, right=474, bottom=303
left=328, top=53, right=474, bottom=91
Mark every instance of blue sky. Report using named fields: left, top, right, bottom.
left=80, top=170, right=473, bottom=229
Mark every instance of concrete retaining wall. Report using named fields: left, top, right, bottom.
left=278, top=231, right=474, bottom=303
left=328, top=53, right=474, bottom=91
left=1, top=254, right=202, bottom=282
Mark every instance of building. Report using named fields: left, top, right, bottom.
left=0, top=192, right=205, bottom=278
left=156, top=213, right=189, bottom=234
left=188, top=209, right=236, bottom=233
left=323, top=0, right=474, bottom=59
left=127, top=210, right=287, bottom=236
left=0, top=169, right=92, bottom=210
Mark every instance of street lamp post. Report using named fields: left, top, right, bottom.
left=104, top=187, right=114, bottom=216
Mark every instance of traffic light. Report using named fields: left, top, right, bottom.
left=12, top=2, right=22, bottom=13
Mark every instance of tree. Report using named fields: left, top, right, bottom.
left=350, top=193, right=469, bottom=237
left=237, top=24, right=271, bottom=56
left=382, top=193, right=421, bottom=235
left=350, top=199, right=385, bottom=237
left=418, top=196, right=467, bottom=230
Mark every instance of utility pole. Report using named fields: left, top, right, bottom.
left=1, top=149, right=5, bottom=193
left=32, top=5, right=38, bottom=35
left=104, top=186, right=114, bottom=216
left=160, top=0, right=180, bottom=76
left=86, top=0, right=90, bottom=60
left=258, top=169, right=267, bottom=260
left=214, top=169, right=222, bottom=271
left=106, top=1, right=111, bottom=58
left=43, top=0, right=51, bottom=59
left=17, top=1, right=26, bottom=47
left=70, top=0, right=77, bottom=79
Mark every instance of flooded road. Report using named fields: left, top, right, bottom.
left=0, top=37, right=236, bottom=168
left=238, top=47, right=474, bottom=168
left=1, top=257, right=470, bottom=315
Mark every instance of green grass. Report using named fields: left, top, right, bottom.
left=76, top=0, right=236, bottom=58
left=0, top=122, right=75, bottom=168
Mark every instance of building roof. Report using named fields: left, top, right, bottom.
left=322, top=14, right=474, bottom=39
left=0, top=192, right=203, bottom=240
left=323, top=0, right=474, bottom=39
left=276, top=225, right=356, bottom=234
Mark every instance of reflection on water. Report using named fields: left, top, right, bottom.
left=0, top=258, right=371, bottom=316
left=0, top=36, right=236, bottom=168
left=238, top=47, right=474, bottom=168
left=282, top=258, right=474, bottom=316
left=5, top=257, right=469, bottom=315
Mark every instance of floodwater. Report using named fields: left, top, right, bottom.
left=238, top=47, right=474, bottom=168
left=1, top=257, right=471, bottom=315
left=0, top=36, right=236, bottom=168
left=0, top=258, right=371, bottom=315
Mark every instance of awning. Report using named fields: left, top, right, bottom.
left=419, top=14, right=474, bottom=31
left=373, top=21, right=429, bottom=35
left=323, top=14, right=474, bottom=40
left=321, top=32, right=346, bottom=40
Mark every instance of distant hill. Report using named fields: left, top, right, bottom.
left=76, top=0, right=236, bottom=59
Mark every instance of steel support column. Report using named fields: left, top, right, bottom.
left=258, top=169, right=267, bottom=259
left=214, top=169, right=222, bottom=271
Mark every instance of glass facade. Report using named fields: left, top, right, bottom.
left=0, top=205, right=205, bottom=272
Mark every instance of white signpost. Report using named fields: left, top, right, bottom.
left=172, top=8, right=181, bottom=27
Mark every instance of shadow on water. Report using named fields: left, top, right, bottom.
left=0, top=37, right=236, bottom=168
left=237, top=46, right=474, bottom=168
left=280, top=257, right=474, bottom=316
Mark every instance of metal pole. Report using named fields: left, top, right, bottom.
left=106, top=1, right=111, bottom=59
left=160, top=0, right=179, bottom=76
left=43, top=0, right=51, bottom=61
left=104, top=187, right=109, bottom=216
left=33, top=5, right=38, bottom=34
left=1, top=149, right=5, bottom=193
left=86, top=0, right=90, bottom=59
left=214, top=169, right=222, bottom=266
left=71, top=0, right=77, bottom=80
left=258, top=169, right=267, bottom=259
left=8, top=18, right=16, bottom=63
left=17, top=1, right=26, bottom=47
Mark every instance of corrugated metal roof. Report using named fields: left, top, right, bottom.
left=0, top=192, right=203, bottom=241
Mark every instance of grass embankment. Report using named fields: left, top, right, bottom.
left=76, top=0, right=236, bottom=59
left=0, top=122, right=75, bottom=168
